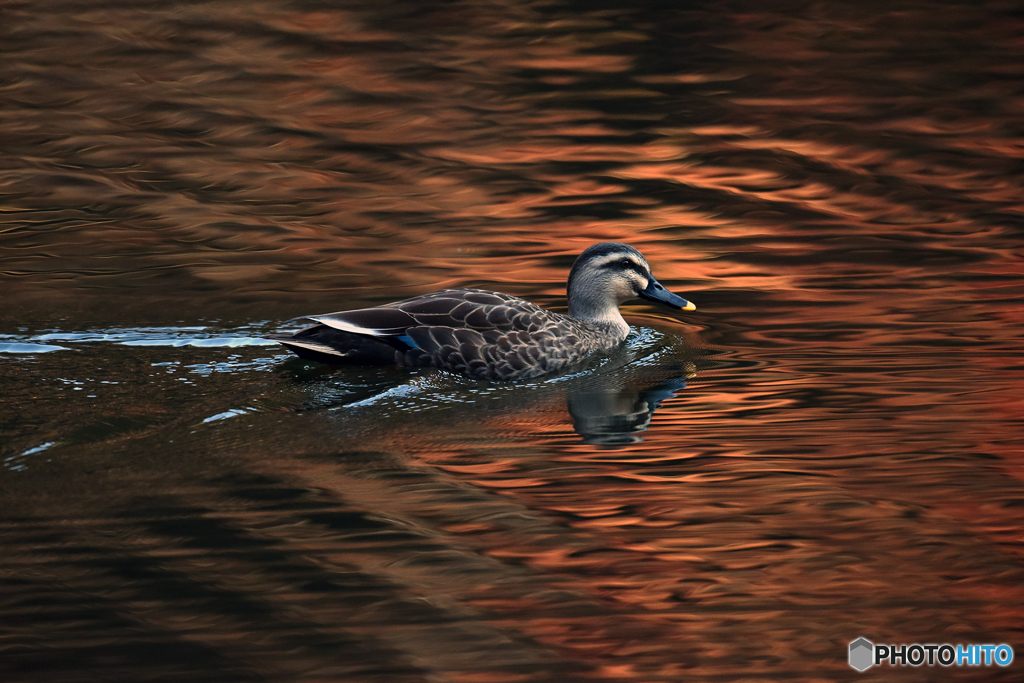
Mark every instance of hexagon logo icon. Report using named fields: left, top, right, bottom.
left=849, top=637, right=874, bottom=671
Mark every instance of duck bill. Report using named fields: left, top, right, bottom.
left=639, top=277, right=696, bottom=311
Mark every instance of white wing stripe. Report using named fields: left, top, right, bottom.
left=309, top=317, right=392, bottom=336
left=277, top=339, right=350, bottom=357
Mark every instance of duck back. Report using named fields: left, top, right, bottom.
left=270, top=289, right=613, bottom=380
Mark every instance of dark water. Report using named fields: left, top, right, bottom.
left=2, top=0, right=1023, bottom=681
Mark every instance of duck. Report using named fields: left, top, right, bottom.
left=266, top=242, right=696, bottom=381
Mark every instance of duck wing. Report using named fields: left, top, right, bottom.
left=303, top=289, right=590, bottom=380
left=305, top=289, right=515, bottom=340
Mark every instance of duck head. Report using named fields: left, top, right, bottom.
left=567, top=242, right=695, bottom=334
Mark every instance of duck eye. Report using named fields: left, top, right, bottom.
left=618, top=259, right=632, bottom=268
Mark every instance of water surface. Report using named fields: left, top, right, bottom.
left=2, top=1, right=1022, bottom=681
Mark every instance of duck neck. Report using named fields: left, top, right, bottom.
left=568, top=298, right=631, bottom=342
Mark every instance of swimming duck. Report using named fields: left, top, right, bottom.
left=266, top=242, right=696, bottom=381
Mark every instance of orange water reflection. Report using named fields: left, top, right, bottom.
left=2, top=0, right=1023, bottom=681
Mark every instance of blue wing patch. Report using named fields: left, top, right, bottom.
left=396, top=334, right=420, bottom=350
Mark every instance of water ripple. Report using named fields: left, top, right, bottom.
left=1, top=326, right=279, bottom=352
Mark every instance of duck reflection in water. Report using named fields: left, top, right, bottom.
left=562, top=331, right=698, bottom=445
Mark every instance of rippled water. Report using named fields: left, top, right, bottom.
left=2, top=1, right=1023, bottom=681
